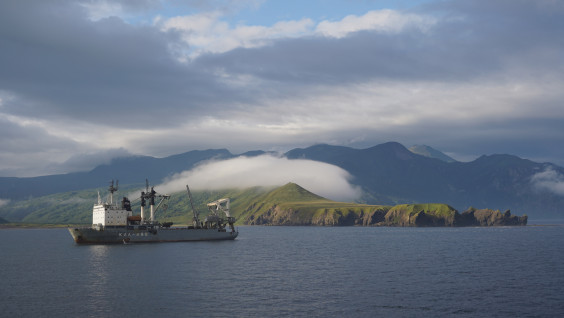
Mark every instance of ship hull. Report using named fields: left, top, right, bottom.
left=68, top=227, right=238, bottom=244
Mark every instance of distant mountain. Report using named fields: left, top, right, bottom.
left=285, top=142, right=564, bottom=218
left=1, top=142, right=563, bottom=219
left=0, top=149, right=233, bottom=200
left=408, top=145, right=456, bottom=163
left=286, top=142, right=452, bottom=202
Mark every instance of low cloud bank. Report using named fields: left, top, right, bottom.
left=156, top=155, right=361, bottom=202
left=0, top=198, right=10, bottom=208
left=531, top=167, right=564, bottom=196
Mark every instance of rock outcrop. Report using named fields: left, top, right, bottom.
left=459, top=208, right=528, bottom=226
left=383, top=204, right=458, bottom=226
left=247, top=205, right=313, bottom=226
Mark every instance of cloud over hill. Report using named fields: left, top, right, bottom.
left=156, top=155, right=361, bottom=202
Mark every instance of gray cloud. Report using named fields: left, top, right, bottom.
left=0, top=116, right=82, bottom=176
left=198, top=1, right=564, bottom=85
left=0, top=1, right=244, bottom=128
left=1, top=0, right=564, bottom=175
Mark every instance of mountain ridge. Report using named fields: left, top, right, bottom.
left=1, top=142, right=563, bottom=219
left=408, top=144, right=457, bottom=163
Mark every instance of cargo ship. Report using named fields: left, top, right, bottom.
left=68, top=181, right=238, bottom=244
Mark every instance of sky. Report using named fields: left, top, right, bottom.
left=1, top=0, right=564, bottom=177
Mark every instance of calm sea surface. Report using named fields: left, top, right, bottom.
left=1, top=225, right=563, bottom=317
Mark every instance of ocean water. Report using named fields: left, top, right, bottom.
left=1, top=225, right=563, bottom=317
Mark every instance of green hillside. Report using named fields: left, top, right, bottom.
left=0, top=182, right=526, bottom=226
left=0, top=182, right=387, bottom=226
left=237, top=183, right=391, bottom=225
left=0, top=182, right=273, bottom=225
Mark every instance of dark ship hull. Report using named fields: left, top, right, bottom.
left=69, top=226, right=238, bottom=244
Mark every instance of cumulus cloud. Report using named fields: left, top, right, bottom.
left=158, top=9, right=433, bottom=57
left=155, top=155, right=361, bottom=202
left=316, top=9, right=435, bottom=38
left=160, top=11, right=314, bottom=57
left=531, top=167, right=564, bottom=196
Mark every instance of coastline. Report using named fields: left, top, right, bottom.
left=2, top=221, right=563, bottom=229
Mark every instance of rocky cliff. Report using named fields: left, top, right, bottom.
left=459, top=208, right=528, bottom=226
left=239, top=184, right=528, bottom=227
left=245, top=205, right=388, bottom=226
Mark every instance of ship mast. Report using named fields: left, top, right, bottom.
left=140, top=179, right=169, bottom=224
left=108, top=180, right=118, bottom=204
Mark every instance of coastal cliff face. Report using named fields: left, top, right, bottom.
left=459, top=208, right=528, bottom=226
left=247, top=206, right=311, bottom=226
left=380, top=205, right=527, bottom=227
left=384, top=204, right=458, bottom=226
left=237, top=183, right=528, bottom=227
left=242, top=201, right=527, bottom=227
left=246, top=205, right=388, bottom=226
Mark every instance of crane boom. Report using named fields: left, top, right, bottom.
left=185, top=185, right=201, bottom=228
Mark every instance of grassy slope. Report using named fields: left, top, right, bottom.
left=0, top=183, right=274, bottom=225
left=388, top=203, right=457, bottom=217
left=0, top=182, right=454, bottom=226
left=385, top=203, right=458, bottom=226
left=236, top=183, right=392, bottom=225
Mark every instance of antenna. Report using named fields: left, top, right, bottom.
left=108, top=179, right=118, bottom=204
left=150, top=186, right=156, bottom=206
left=141, top=178, right=150, bottom=206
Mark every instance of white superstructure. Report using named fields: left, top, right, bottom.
left=92, top=203, right=132, bottom=226
left=92, top=180, right=132, bottom=227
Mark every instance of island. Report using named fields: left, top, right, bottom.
left=240, top=183, right=527, bottom=226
